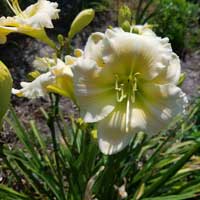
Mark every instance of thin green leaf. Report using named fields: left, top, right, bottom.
left=142, top=191, right=200, bottom=200
left=0, top=184, right=29, bottom=200
left=142, top=142, right=200, bottom=197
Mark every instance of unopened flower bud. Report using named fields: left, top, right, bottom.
left=68, top=9, right=95, bottom=39
left=0, top=61, right=12, bottom=126
left=118, top=5, right=132, bottom=29
left=121, top=20, right=131, bottom=32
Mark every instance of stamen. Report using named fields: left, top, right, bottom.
left=115, top=74, right=127, bottom=102
left=13, top=0, right=24, bottom=15
left=6, top=0, right=18, bottom=15
left=6, top=0, right=25, bottom=17
left=131, top=73, right=140, bottom=103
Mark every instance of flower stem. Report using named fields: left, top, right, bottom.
left=48, top=94, right=66, bottom=200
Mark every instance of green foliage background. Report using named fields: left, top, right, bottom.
left=150, top=0, right=200, bottom=57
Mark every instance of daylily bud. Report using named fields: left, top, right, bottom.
left=121, top=20, right=131, bottom=32
left=0, top=61, right=12, bottom=126
left=57, top=34, right=65, bottom=46
left=68, top=9, right=95, bottom=39
left=118, top=5, right=132, bottom=29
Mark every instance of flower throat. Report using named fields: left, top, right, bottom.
left=115, top=72, right=140, bottom=104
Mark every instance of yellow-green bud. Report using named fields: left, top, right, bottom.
left=68, top=9, right=95, bottom=39
left=57, top=34, right=65, bottom=46
left=0, top=61, right=12, bottom=126
left=118, top=5, right=132, bottom=28
left=121, top=20, right=131, bottom=32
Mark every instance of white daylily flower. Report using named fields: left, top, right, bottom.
left=72, top=27, right=187, bottom=155
left=7, top=0, right=60, bottom=29
left=12, top=57, right=75, bottom=99
left=0, top=0, right=59, bottom=47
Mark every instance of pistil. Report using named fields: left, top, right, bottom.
left=114, top=72, right=140, bottom=132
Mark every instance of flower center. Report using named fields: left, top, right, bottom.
left=115, top=72, right=140, bottom=132
left=115, top=72, right=140, bottom=103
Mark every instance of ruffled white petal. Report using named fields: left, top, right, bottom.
left=51, top=59, right=73, bottom=77
left=98, top=103, right=146, bottom=155
left=72, top=58, right=116, bottom=122
left=152, top=53, right=181, bottom=84
left=33, top=57, right=73, bottom=77
left=15, top=0, right=60, bottom=29
left=99, top=30, right=173, bottom=81
left=12, top=72, right=55, bottom=98
left=139, top=83, right=187, bottom=134
left=84, top=32, right=105, bottom=67
left=98, top=120, right=133, bottom=155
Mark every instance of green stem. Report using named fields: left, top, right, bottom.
left=48, top=94, right=66, bottom=200
left=56, top=117, right=69, bottom=146
left=65, top=38, right=72, bottom=55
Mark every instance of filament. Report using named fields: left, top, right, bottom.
left=6, top=0, right=25, bottom=17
